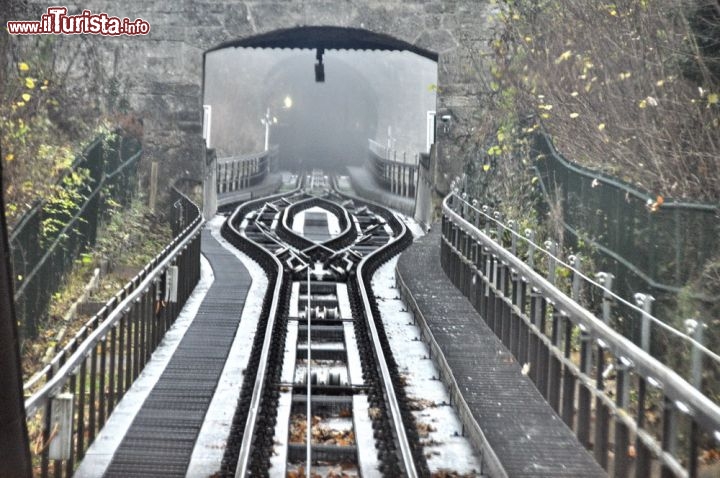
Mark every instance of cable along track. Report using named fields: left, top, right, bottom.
left=220, top=187, right=428, bottom=477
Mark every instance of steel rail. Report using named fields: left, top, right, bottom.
left=24, top=210, right=204, bottom=417
left=229, top=198, right=287, bottom=478
left=443, top=193, right=720, bottom=437
left=233, top=184, right=418, bottom=476
left=355, top=207, right=418, bottom=478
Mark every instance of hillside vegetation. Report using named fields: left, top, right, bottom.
left=477, top=0, right=720, bottom=203
left=1, top=20, right=136, bottom=229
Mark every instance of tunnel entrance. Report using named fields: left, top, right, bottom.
left=202, top=27, right=438, bottom=174
left=259, top=52, right=380, bottom=171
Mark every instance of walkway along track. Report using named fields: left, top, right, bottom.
left=218, top=186, right=428, bottom=477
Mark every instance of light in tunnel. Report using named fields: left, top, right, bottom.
left=283, top=96, right=293, bottom=109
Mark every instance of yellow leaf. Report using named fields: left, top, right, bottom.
left=656, top=79, right=665, bottom=87
left=638, top=99, right=647, bottom=109
left=22, top=93, right=31, bottom=102
left=16, top=101, right=25, bottom=107
left=609, top=9, right=617, bottom=16
left=598, top=123, right=606, bottom=131
left=18, top=62, right=29, bottom=71
left=540, top=113, right=550, bottom=119
left=524, top=36, right=532, bottom=43
left=554, top=50, right=573, bottom=64
left=483, top=164, right=491, bottom=172
left=531, top=177, right=539, bottom=184
left=538, top=104, right=553, bottom=110
left=569, top=113, right=579, bottom=119
left=25, top=77, right=35, bottom=89
left=570, top=91, right=579, bottom=97
left=5, top=153, right=14, bottom=162
left=708, top=93, right=719, bottom=105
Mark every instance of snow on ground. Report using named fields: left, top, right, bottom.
left=371, top=256, right=482, bottom=476
left=186, top=215, right=269, bottom=477
left=292, top=210, right=305, bottom=235
left=395, top=212, right=426, bottom=239
left=292, top=206, right=341, bottom=237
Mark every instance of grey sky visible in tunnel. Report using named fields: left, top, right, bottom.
left=203, top=47, right=437, bottom=171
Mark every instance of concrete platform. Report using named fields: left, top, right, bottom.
left=396, top=228, right=607, bottom=477
left=217, top=172, right=284, bottom=208
left=346, top=166, right=415, bottom=216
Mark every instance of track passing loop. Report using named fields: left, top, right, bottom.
left=220, top=175, right=428, bottom=478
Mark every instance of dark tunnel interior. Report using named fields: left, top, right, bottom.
left=261, top=53, right=379, bottom=171
left=203, top=46, right=437, bottom=174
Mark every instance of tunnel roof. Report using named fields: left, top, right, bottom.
left=205, top=26, right=439, bottom=62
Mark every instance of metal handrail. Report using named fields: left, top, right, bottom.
left=368, top=139, right=419, bottom=167
left=24, top=207, right=204, bottom=417
left=450, top=193, right=720, bottom=367
left=12, top=148, right=143, bottom=299
left=443, top=193, right=720, bottom=436
left=217, top=145, right=278, bottom=165
left=21, top=183, right=191, bottom=394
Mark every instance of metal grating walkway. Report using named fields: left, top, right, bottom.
left=103, top=230, right=250, bottom=477
left=397, top=228, right=607, bottom=477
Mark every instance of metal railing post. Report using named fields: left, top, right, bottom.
left=508, top=220, right=517, bottom=256
left=525, top=229, right=535, bottom=269
left=614, top=357, right=632, bottom=476
left=634, top=293, right=655, bottom=353
left=544, top=240, right=557, bottom=285
left=595, top=272, right=614, bottom=323
left=684, top=319, right=706, bottom=390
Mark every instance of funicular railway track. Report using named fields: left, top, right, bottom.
left=218, top=176, right=429, bottom=477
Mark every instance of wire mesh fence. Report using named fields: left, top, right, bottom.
left=531, top=132, right=719, bottom=293
left=465, top=131, right=720, bottom=403
left=9, top=133, right=142, bottom=339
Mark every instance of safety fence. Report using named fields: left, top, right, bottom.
left=10, top=134, right=142, bottom=339
left=22, top=186, right=202, bottom=478
left=216, top=146, right=277, bottom=195
left=532, top=132, right=719, bottom=295
left=367, top=139, right=418, bottom=199
left=443, top=192, right=720, bottom=477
